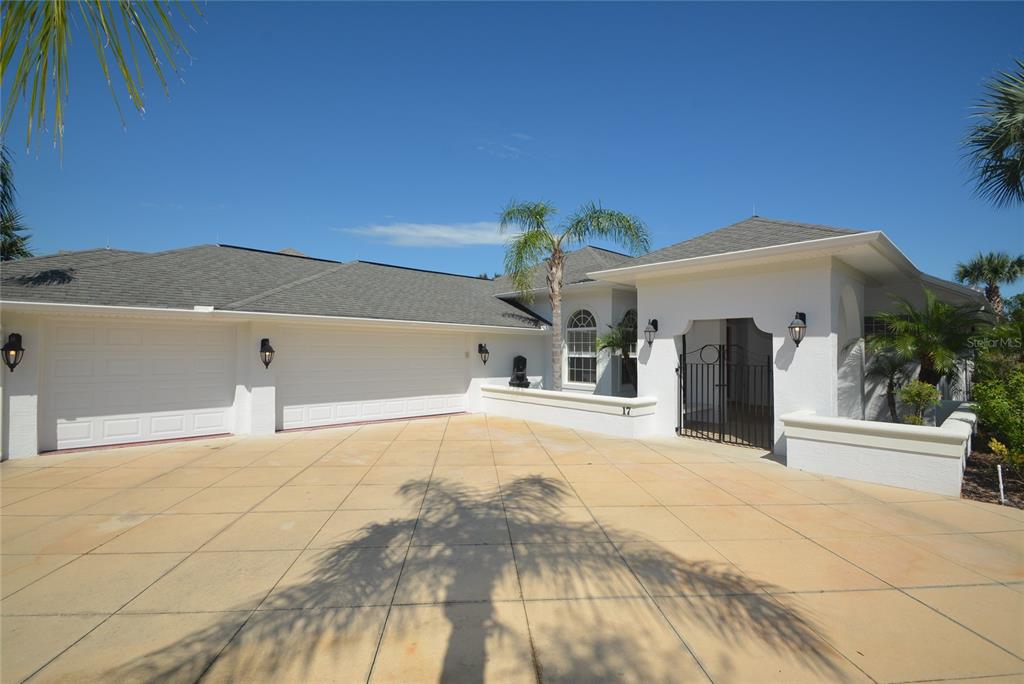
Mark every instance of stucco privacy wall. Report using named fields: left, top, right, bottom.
left=636, top=257, right=837, bottom=453
left=1, top=312, right=547, bottom=458
left=782, top=405, right=975, bottom=496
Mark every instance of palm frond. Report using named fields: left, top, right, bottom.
left=503, top=228, right=555, bottom=300
left=1, top=0, right=201, bottom=153
left=955, top=251, right=1023, bottom=287
left=498, top=199, right=556, bottom=235
left=963, top=58, right=1024, bottom=208
left=560, top=201, right=650, bottom=254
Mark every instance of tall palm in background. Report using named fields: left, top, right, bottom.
left=1, top=0, right=201, bottom=153
left=963, top=58, right=1024, bottom=208
left=500, top=201, right=649, bottom=391
left=1, top=144, right=31, bottom=260
left=955, top=251, right=1024, bottom=316
left=868, top=289, right=985, bottom=387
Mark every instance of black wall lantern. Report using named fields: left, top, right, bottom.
left=788, top=312, right=807, bottom=347
left=477, top=343, right=490, bottom=365
left=259, top=338, right=275, bottom=369
left=2, top=333, right=24, bottom=372
left=643, top=319, right=659, bottom=345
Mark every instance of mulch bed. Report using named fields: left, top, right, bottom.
left=962, top=449, right=1024, bottom=509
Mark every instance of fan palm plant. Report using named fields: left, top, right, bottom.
left=868, top=289, right=986, bottom=387
left=499, top=200, right=649, bottom=391
left=865, top=349, right=911, bottom=422
left=955, top=251, right=1024, bottom=315
left=0, top=144, right=31, bottom=260
left=963, top=58, right=1024, bottom=208
left=1, top=0, right=202, bottom=153
left=597, top=319, right=638, bottom=390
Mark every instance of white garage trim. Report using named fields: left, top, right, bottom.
left=1, top=300, right=548, bottom=334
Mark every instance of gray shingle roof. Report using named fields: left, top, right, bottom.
left=0, top=245, right=543, bottom=329
left=618, top=217, right=865, bottom=269
left=491, top=246, right=634, bottom=293
left=231, top=261, right=541, bottom=328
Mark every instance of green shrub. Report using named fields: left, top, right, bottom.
left=974, top=369, right=1024, bottom=466
left=898, top=380, right=941, bottom=423
left=989, top=439, right=1024, bottom=472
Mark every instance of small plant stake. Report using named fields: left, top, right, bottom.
left=997, top=465, right=1006, bottom=505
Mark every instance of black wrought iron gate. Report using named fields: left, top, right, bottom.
left=676, top=343, right=774, bottom=449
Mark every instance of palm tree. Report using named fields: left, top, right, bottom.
left=865, top=350, right=911, bottom=422
left=500, top=200, right=649, bottom=391
left=955, top=251, right=1024, bottom=315
left=1, top=1, right=201, bottom=152
left=597, top=319, right=637, bottom=390
left=0, top=144, right=31, bottom=261
left=868, top=289, right=985, bottom=387
left=963, top=59, right=1024, bottom=208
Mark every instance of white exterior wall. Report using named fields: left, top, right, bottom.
left=636, top=257, right=836, bottom=453
left=0, top=310, right=547, bottom=458
left=832, top=259, right=866, bottom=420
left=465, top=332, right=547, bottom=412
left=782, top=406, right=975, bottom=496
left=0, top=312, right=40, bottom=458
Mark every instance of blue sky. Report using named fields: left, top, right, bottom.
left=8, top=2, right=1023, bottom=293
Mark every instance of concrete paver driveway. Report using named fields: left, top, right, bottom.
left=2, top=414, right=1022, bottom=683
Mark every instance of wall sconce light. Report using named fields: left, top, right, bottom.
left=477, top=343, right=490, bottom=365
left=259, top=338, right=275, bottom=369
left=788, top=312, right=807, bottom=347
left=643, top=319, right=659, bottom=345
left=2, top=333, right=24, bottom=372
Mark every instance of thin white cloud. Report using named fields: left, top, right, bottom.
left=476, top=141, right=523, bottom=159
left=338, top=221, right=516, bottom=247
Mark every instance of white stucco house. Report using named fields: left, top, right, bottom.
left=1, top=217, right=984, bottom=473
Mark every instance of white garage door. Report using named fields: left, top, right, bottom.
left=276, top=327, right=468, bottom=430
left=41, top=320, right=235, bottom=451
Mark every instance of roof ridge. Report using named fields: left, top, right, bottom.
left=220, top=262, right=350, bottom=310
left=5, top=246, right=140, bottom=264
left=218, top=244, right=344, bottom=264
left=354, top=260, right=491, bottom=281
left=742, top=216, right=864, bottom=235
left=578, top=245, right=633, bottom=258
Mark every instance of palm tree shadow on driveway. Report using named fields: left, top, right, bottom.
left=106, top=475, right=855, bottom=683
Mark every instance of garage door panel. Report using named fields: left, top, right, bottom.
left=277, top=328, right=468, bottom=430
left=107, top=327, right=145, bottom=345
left=55, top=326, right=96, bottom=345
left=43, top=321, right=235, bottom=450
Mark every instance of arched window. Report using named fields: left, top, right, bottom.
left=622, top=309, right=638, bottom=357
left=567, top=309, right=597, bottom=384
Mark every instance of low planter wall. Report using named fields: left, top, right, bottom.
left=780, top=403, right=976, bottom=496
left=480, top=385, right=657, bottom=439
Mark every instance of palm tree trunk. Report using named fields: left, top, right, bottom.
left=886, top=380, right=898, bottom=422
left=548, top=252, right=564, bottom=391
left=918, top=359, right=941, bottom=387
left=985, top=283, right=1004, bottom=315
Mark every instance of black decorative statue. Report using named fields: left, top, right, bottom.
left=509, top=355, right=530, bottom=388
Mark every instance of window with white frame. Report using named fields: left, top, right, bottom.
left=622, top=309, right=638, bottom=357
left=566, top=309, right=597, bottom=384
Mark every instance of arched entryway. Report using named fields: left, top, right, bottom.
left=677, top=318, right=774, bottom=449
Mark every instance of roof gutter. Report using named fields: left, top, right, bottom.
left=0, top=300, right=549, bottom=334
left=586, top=231, right=887, bottom=284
